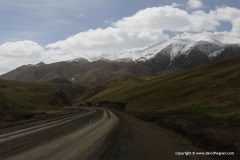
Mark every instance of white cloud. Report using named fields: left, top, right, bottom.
left=104, top=19, right=114, bottom=24
left=171, top=2, right=180, bottom=7
left=43, top=5, right=240, bottom=62
left=0, top=41, right=45, bottom=74
left=0, top=41, right=43, bottom=57
left=214, top=6, right=240, bottom=21
left=77, top=13, right=85, bottom=18
left=46, top=5, right=222, bottom=61
left=114, top=6, right=219, bottom=33
left=231, top=17, right=240, bottom=35
left=0, top=67, right=8, bottom=75
left=187, top=0, right=203, bottom=9
left=46, top=26, right=168, bottom=60
left=213, top=6, right=240, bottom=35
left=1, top=5, right=240, bottom=75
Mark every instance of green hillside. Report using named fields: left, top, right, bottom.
left=0, top=80, right=86, bottom=118
left=81, top=58, right=240, bottom=127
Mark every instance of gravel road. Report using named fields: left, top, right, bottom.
left=0, top=108, right=214, bottom=160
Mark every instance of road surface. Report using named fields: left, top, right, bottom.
left=0, top=108, right=212, bottom=160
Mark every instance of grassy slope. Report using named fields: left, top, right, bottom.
left=82, top=58, right=240, bottom=127
left=0, top=80, right=86, bottom=115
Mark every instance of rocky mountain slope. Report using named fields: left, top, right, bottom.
left=1, top=32, right=240, bottom=84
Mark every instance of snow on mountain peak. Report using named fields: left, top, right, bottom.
left=106, top=40, right=167, bottom=61
left=70, top=32, right=240, bottom=63
left=177, top=32, right=240, bottom=44
left=125, top=32, right=240, bottom=62
left=68, top=58, right=89, bottom=63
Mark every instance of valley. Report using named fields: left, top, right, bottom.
left=1, top=1, right=240, bottom=159
left=0, top=79, right=86, bottom=125
left=0, top=33, right=240, bottom=160
left=76, top=58, right=240, bottom=158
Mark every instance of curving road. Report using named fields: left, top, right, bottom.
left=0, top=108, right=118, bottom=160
left=0, top=108, right=214, bottom=160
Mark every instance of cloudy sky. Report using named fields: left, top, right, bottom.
left=0, top=0, right=240, bottom=74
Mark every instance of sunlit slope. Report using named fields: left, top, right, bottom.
left=85, top=58, right=240, bottom=126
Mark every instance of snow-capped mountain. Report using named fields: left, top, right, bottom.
left=68, top=58, right=89, bottom=63
left=145, top=32, right=240, bottom=73
left=1, top=32, right=240, bottom=83
left=179, top=32, right=240, bottom=44
left=107, top=32, right=240, bottom=62
left=106, top=41, right=166, bottom=62
left=66, top=32, right=240, bottom=63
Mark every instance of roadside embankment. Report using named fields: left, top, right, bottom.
left=78, top=101, right=127, bottom=112
left=135, top=112, right=240, bottom=160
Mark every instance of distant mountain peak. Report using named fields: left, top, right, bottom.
left=68, top=58, right=89, bottom=63
left=65, top=32, right=240, bottom=63
left=35, top=62, right=45, bottom=67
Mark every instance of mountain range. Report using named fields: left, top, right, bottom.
left=1, top=32, right=240, bottom=84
